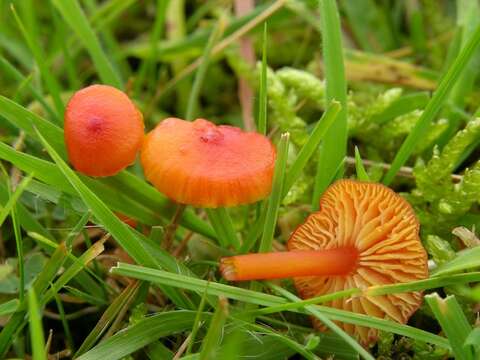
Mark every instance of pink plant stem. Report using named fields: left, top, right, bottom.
left=234, top=0, right=256, bottom=131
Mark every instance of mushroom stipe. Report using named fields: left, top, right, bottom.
left=220, top=179, right=428, bottom=345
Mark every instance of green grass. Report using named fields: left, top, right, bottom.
left=312, top=0, right=348, bottom=208
left=2, top=1, right=480, bottom=359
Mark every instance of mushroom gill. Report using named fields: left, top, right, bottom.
left=288, top=179, right=428, bottom=344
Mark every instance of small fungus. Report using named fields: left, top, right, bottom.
left=220, top=179, right=428, bottom=344
left=141, top=118, right=276, bottom=208
left=64, top=85, right=144, bottom=177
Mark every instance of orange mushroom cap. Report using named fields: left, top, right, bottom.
left=141, top=118, right=276, bottom=208
left=288, top=179, right=428, bottom=345
left=64, top=85, right=144, bottom=177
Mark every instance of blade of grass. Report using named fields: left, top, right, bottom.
left=75, top=282, right=139, bottom=357
left=66, top=211, right=90, bottom=251
left=0, top=299, right=19, bottom=317
left=185, top=16, right=225, bottom=120
left=111, top=262, right=450, bottom=348
left=242, top=288, right=360, bottom=317
left=53, top=292, right=74, bottom=353
left=465, top=328, right=480, bottom=351
left=199, top=297, right=229, bottom=360
left=425, top=293, right=474, bottom=360
left=35, top=128, right=162, bottom=268
left=269, top=284, right=374, bottom=360
left=0, top=95, right=66, bottom=158
left=31, top=243, right=68, bottom=297
left=370, top=91, right=430, bottom=124
left=206, top=208, right=240, bottom=250
left=431, top=246, right=480, bottom=276
left=10, top=182, right=28, bottom=303
left=383, top=24, right=480, bottom=184
left=0, top=173, right=34, bottom=227
left=239, top=202, right=266, bottom=253
left=0, top=311, right=25, bottom=357
left=257, top=22, right=268, bottom=134
left=10, top=5, right=64, bottom=120
left=186, top=285, right=209, bottom=355
left=0, top=181, right=52, bottom=240
left=365, top=272, right=480, bottom=296
left=0, top=56, right=57, bottom=120
left=28, top=288, right=47, bottom=360
left=312, top=0, right=348, bottom=209
left=29, top=233, right=109, bottom=299
left=42, top=237, right=106, bottom=306
left=77, top=311, right=210, bottom=360
left=0, top=240, right=104, bottom=356
left=258, top=133, right=289, bottom=252
left=283, top=101, right=341, bottom=196
left=111, top=263, right=284, bottom=306
left=354, top=147, right=370, bottom=181
left=52, top=0, right=122, bottom=88
left=65, top=286, right=107, bottom=307
left=133, top=0, right=169, bottom=95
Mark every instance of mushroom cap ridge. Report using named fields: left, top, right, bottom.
left=141, top=118, right=276, bottom=208
left=288, top=179, right=428, bottom=345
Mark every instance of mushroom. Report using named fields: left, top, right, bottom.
left=64, top=85, right=144, bottom=177
left=141, top=118, right=276, bottom=208
left=220, top=179, right=428, bottom=344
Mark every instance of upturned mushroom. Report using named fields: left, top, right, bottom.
left=141, top=118, right=276, bottom=208
left=220, top=179, right=428, bottom=344
left=64, top=85, right=144, bottom=177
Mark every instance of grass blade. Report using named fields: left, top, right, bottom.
left=257, top=22, right=268, bottom=134
left=365, top=272, right=480, bottom=296
left=0, top=56, right=57, bottom=120
left=77, top=311, right=210, bottom=360
left=313, top=0, right=348, bottom=208
left=371, top=92, right=430, bottom=124
left=425, top=294, right=474, bottom=360
left=283, top=101, right=341, bottom=196
left=258, top=133, right=289, bottom=252
left=269, top=284, right=374, bottom=360
left=34, top=128, right=162, bottom=268
left=75, top=282, right=139, bottom=357
left=185, top=16, right=225, bottom=120
left=10, top=5, right=64, bottom=119
left=28, top=289, right=47, bottom=360
left=0, top=95, right=66, bottom=158
left=0, top=172, right=34, bottom=227
left=111, top=263, right=284, bottom=307
left=52, top=0, right=122, bottom=88
left=0, top=299, right=19, bottom=317
left=111, top=263, right=449, bottom=347
left=431, top=246, right=480, bottom=276
left=383, top=24, right=480, bottom=184
left=199, top=297, right=229, bottom=360
left=354, top=147, right=370, bottom=181
left=206, top=208, right=240, bottom=250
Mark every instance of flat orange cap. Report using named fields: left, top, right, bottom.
left=288, top=179, right=428, bottom=345
left=141, top=118, right=276, bottom=207
left=64, top=85, right=144, bottom=177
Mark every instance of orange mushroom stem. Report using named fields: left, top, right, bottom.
left=220, top=247, right=359, bottom=281
left=219, top=179, right=429, bottom=345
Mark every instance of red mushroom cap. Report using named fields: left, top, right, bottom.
left=64, top=85, right=144, bottom=177
left=141, top=118, right=276, bottom=208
